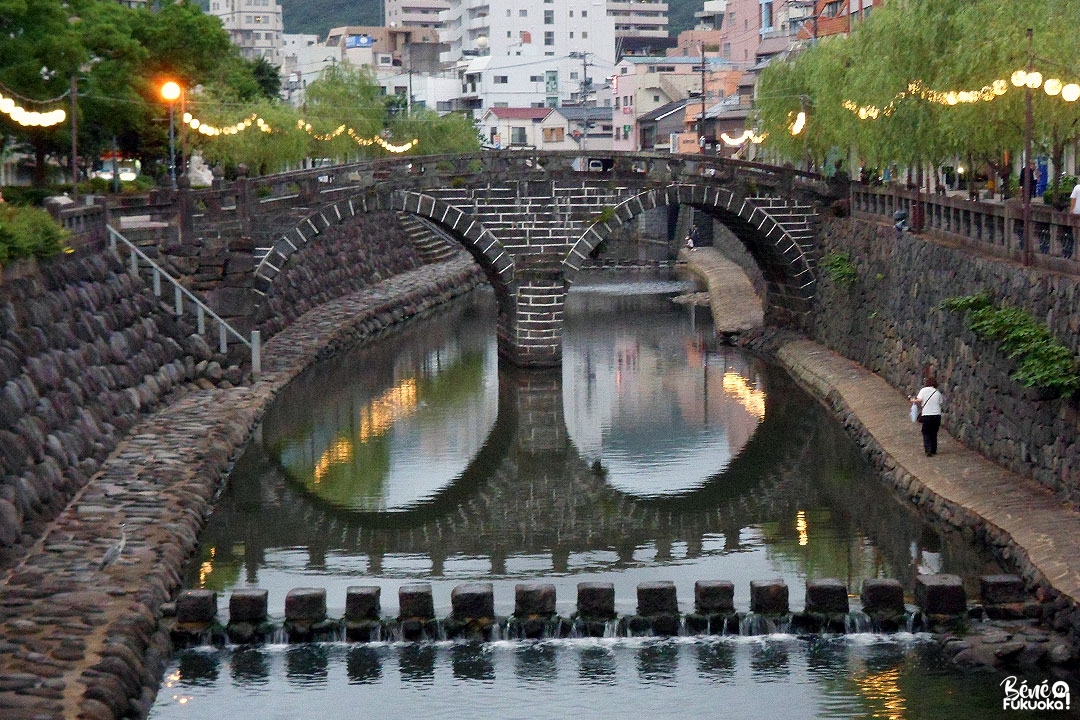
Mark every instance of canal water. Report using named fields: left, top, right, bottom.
left=151, top=274, right=1029, bottom=719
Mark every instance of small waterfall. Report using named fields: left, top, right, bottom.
left=269, top=627, right=288, bottom=644
left=603, top=620, right=619, bottom=638
left=739, top=613, right=792, bottom=635
left=844, top=611, right=872, bottom=634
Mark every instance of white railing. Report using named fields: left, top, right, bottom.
left=106, top=225, right=261, bottom=380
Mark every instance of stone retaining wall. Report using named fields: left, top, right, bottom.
left=0, top=253, right=201, bottom=565
left=810, top=216, right=1080, bottom=503
left=0, top=259, right=484, bottom=720
left=253, top=211, right=425, bottom=338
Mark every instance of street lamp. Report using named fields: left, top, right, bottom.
left=1012, top=29, right=1035, bottom=266
left=160, top=80, right=181, bottom=190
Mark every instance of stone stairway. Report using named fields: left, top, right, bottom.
left=395, top=212, right=464, bottom=264
left=748, top=196, right=818, bottom=266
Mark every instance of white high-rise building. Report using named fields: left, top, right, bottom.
left=384, top=0, right=448, bottom=39
left=208, top=0, right=285, bottom=66
left=440, top=0, right=617, bottom=113
left=609, top=0, right=668, bottom=42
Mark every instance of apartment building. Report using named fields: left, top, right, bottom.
left=384, top=0, right=447, bottom=40
left=207, top=0, right=284, bottom=66
left=441, top=0, right=617, bottom=113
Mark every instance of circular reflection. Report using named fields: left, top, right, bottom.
left=262, top=301, right=499, bottom=511
left=564, top=284, right=766, bottom=498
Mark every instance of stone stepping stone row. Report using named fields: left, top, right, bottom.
left=167, top=574, right=1030, bottom=645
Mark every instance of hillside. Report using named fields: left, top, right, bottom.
left=280, top=0, right=700, bottom=41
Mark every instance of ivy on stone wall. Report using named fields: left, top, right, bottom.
left=943, top=293, right=1080, bottom=396
left=821, top=251, right=857, bottom=286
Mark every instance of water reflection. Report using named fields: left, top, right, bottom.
left=184, top=280, right=1000, bottom=619
left=149, top=639, right=1022, bottom=720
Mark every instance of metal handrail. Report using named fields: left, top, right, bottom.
left=106, top=225, right=261, bottom=379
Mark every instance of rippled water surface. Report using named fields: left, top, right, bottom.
left=149, top=274, right=1038, bottom=719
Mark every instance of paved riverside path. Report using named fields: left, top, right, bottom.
left=679, top=247, right=764, bottom=332
left=686, top=248, right=1080, bottom=619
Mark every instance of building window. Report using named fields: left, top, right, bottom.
left=582, top=10, right=587, bottom=17
left=545, top=10, right=554, bottom=24
left=494, top=75, right=508, bottom=83
left=569, top=32, right=574, bottom=38
left=653, top=94, right=660, bottom=102
left=520, top=9, right=528, bottom=17
left=544, top=31, right=554, bottom=45
left=507, top=9, right=511, bottom=16
left=542, top=127, right=565, bottom=142
left=530, top=75, right=543, bottom=82
left=582, top=31, right=588, bottom=38
left=511, top=127, right=527, bottom=144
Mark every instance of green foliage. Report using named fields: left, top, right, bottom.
left=0, top=204, right=71, bottom=264
left=821, top=251, right=857, bottom=286
left=754, top=0, right=1080, bottom=177
left=943, top=293, right=1080, bottom=395
left=588, top=206, right=616, bottom=225
left=1043, top=175, right=1077, bottom=210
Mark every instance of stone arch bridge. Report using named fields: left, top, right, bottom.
left=181, top=151, right=838, bottom=367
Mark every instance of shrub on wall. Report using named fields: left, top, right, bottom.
left=0, top=204, right=71, bottom=265
left=943, top=293, right=1080, bottom=396
left=821, top=251, right=857, bottom=286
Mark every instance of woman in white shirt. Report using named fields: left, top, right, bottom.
left=911, top=373, right=944, bottom=457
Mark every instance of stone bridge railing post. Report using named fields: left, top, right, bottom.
left=178, top=186, right=194, bottom=241
left=235, top=176, right=252, bottom=237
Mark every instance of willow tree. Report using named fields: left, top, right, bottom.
left=948, top=0, right=1080, bottom=196
left=388, top=108, right=481, bottom=157
left=301, top=64, right=387, bottom=162
left=190, top=93, right=307, bottom=176
left=756, top=36, right=858, bottom=172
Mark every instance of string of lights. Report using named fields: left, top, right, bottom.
left=841, top=69, right=1080, bottom=122
left=0, top=90, right=67, bottom=127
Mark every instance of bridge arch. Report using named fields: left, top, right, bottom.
left=252, top=170, right=821, bottom=366
left=564, top=183, right=816, bottom=324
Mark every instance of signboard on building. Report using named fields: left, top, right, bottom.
left=345, top=35, right=373, bottom=48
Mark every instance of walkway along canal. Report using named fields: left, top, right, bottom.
left=0, top=245, right=1078, bottom=718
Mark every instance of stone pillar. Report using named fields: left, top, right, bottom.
left=497, top=257, right=567, bottom=367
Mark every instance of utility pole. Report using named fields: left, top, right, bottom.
left=579, top=52, right=591, bottom=106
left=699, top=42, right=707, bottom=153
left=70, top=74, right=78, bottom=203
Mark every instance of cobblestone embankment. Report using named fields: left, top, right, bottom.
left=0, top=257, right=483, bottom=720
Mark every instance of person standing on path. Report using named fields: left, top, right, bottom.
left=911, top=373, right=944, bottom=457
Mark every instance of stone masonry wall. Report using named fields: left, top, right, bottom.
left=811, top=216, right=1080, bottom=502
left=254, top=210, right=424, bottom=338
left=0, top=253, right=201, bottom=565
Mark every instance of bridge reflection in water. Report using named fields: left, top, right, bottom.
left=185, top=277, right=999, bottom=617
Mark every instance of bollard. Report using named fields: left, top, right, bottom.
left=750, top=580, right=789, bottom=615
left=915, top=574, right=966, bottom=616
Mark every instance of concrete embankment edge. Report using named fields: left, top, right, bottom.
left=766, top=334, right=1080, bottom=648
